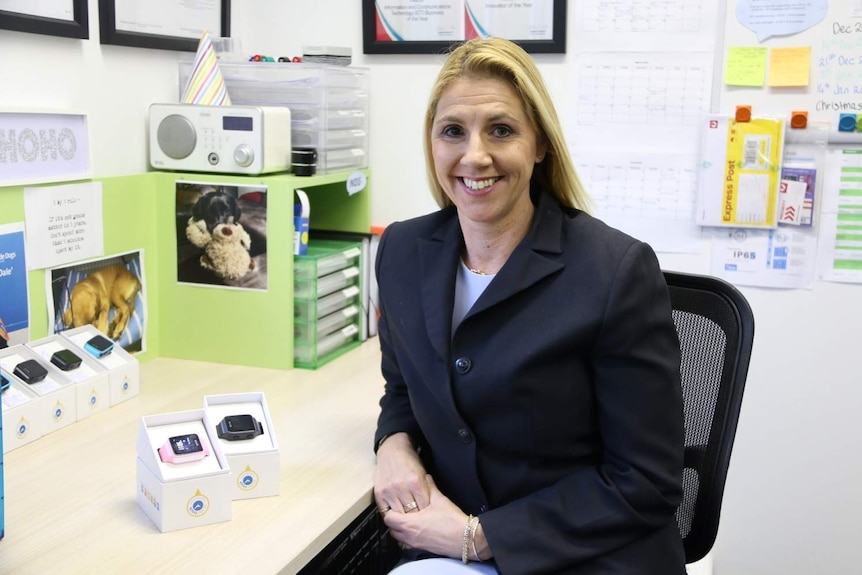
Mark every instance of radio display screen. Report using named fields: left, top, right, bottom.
left=223, top=116, right=253, bottom=131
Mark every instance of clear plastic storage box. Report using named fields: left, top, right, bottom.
left=178, top=61, right=370, bottom=174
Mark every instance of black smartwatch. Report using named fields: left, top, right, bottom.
left=51, top=349, right=83, bottom=371
left=216, top=414, right=265, bottom=441
left=84, top=335, right=114, bottom=358
left=13, top=359, right=48, bottom=384
left=1, top=373, right=9, bottom=393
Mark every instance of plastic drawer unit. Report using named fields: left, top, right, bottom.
left=294, top=240, right=361, bottom=281
left=179, top=61, right=370, bottom=174
left=293, top=239, right=365, bottom=368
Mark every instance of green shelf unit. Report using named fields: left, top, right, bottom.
left=0, top=169, right=370, bottom=370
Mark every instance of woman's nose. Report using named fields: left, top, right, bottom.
left=461, top=134, right=491, bottom=165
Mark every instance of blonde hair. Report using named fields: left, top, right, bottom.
left=423, top=37, right=590, bottom=212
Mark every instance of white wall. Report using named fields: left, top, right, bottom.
left=2, top=2, right=861, bottom=574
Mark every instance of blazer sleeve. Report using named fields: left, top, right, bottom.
left=480, top=241, right=685, bottom=574
left=373, top=223, right=425, bottom=453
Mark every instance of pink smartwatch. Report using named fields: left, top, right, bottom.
left=158, top=433, right=210, bottom=464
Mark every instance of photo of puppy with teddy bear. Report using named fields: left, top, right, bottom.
left=175, top=182, right=268, bottom=290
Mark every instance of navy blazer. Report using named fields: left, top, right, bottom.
left=374, top=189, right=686, bottom=575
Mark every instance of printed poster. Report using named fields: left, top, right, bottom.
left=0, top=222, right=30, bottom=348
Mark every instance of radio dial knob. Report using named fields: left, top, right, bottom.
left=234, top=144, right=254, bottom=167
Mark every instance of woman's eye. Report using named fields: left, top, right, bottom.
left=492, top=125, right=513, bottom=137
left=442, top=125, right=463, bottom=137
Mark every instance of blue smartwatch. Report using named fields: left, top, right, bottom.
left=84, top=335, right=114, bottom=358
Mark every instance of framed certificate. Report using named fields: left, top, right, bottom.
left=0, top=0, right=89, bottom=39
left=98, top=0, right=230, bottom=52
left=362, top=0, right=566, bottom=55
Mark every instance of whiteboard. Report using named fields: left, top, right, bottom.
left=720, top=0, right=862, bottom=140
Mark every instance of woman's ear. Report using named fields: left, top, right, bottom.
left=536, top=138, right=548, bottom=163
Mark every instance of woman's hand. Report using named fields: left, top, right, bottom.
left=374, top=433, right=430, bottom=515
left=383, top=474, right=469, bottom=559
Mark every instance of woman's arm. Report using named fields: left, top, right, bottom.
left=373, top=225, right=432, bottom=514
left=479, top=241, right=685, bottom=574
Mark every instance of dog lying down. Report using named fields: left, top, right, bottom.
left=62, top=265, right=142, bottom=340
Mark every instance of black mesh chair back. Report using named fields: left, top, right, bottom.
left=664, top=271, right=754, bottom=564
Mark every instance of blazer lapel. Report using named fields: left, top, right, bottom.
left=467, top=191, right=565, bottom=319
left=418, top=215, right=462, bottom=363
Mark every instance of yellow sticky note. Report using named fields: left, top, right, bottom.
left=725, top=46, right=768, bottom=87
left=767, top=46, right=811, bottom=87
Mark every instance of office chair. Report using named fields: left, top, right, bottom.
left=664, top=271, right=755, bottom=565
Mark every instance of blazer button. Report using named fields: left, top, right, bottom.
left=479, top=504, right=488, bottom=513
left=454, top=357, right=472, bottom=373
left=458, top=428, right=472, bottom=443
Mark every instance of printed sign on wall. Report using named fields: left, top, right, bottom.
left=0, top=111, right=90, bottom=186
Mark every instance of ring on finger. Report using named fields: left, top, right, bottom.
left=378, top=505, right=391, bottom=514
left=403, top=500, right=418, bottom=513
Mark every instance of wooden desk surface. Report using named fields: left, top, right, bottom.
left=0, top=341, right=384, bottom=575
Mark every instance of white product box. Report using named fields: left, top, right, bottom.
left=1, top=366, right=44, bottom=453
left=204, top=392, right=280, bottom=500
left=26, top=334, right=111, bottom=421
left=59, top=325, right=139, bottom=406
left=0, top=344, right=76, bottom=434
left=136, top=409, right=232, bottom=532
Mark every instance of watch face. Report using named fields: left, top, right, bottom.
left=84, top=335, right=114, bottom=357
left=169, top=433, right=204, bottom=455
left=51, top=349, right=82, bottom=371
left=225, top=414, right=257, bottom=433
left=217, top=414, right=263, bottom=441
left=14, top=359, right=48, bottom=384
left=0, top=373, right=9, bottom=392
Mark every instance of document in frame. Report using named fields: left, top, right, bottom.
left=696, top=115, right=785, bottom=229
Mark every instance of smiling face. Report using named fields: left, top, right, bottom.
left=430, top=76, right=546, bottom=230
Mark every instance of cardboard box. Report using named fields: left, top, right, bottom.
left=59, top=325, right=139, bottom=407
left=26, top=335, right=110, bottom=422
left=204, top=392, right=280, bottom=499
left=1, top=365, right=45, bottom=453
left=136, top=409, right=232, bottom=532
left=0, top=345, right=76, bottom=435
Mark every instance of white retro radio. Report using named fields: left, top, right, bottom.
left=148, top=104, right=292, bottom=175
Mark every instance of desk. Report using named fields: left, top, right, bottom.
left=0, top=341, right=383, bottom=575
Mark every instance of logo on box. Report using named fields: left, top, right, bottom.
left=16, top=416, right=29, bottom=439
left=186, top=490, right=210, bottom=517
left=237, top=465, right=259, bottom=491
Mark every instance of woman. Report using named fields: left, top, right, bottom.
left=373, top=37, right=685, bottom=575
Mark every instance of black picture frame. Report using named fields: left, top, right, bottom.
left=362, top=0, right=566, bottom=55
left=98, top=0, right=230, bottom=52
left=0, top=1, right=89, bottom=39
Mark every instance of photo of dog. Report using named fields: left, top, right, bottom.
left=191, top=186, right=242, bottom=233
left=62, top=264, right=142, bottom=339
left=176, top=181, right=268, bottom=291
left=50, top=251, right=146, bottom=353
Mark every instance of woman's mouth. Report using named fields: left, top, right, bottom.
left=461, top=177, right=501, bottom=191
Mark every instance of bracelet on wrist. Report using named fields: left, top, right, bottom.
left=461, top=514, right=474, bottom=564
left=469, top=516, right=482, bottom=562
